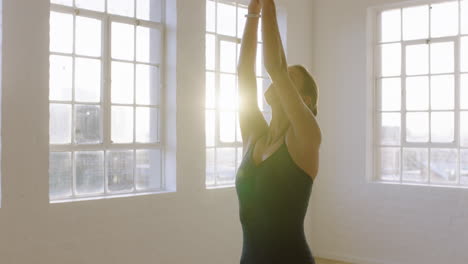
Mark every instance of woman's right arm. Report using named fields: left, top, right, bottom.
left=237, top=0, right=268, bottom=150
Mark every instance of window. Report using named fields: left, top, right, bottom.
left=373, top=0, right=468, bottom=186
left=205, top=0, right=272, bottom=188
left=49, top=0, right=165, bottom=201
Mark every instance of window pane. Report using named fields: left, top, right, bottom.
left=461, top=37, right=468, bottom=73
left=236, top=113, right=242, bottom=143
left=431, top=112, right=454, bottom=143
left=430, top=42, right=454, bottom=74
left=136, top=26, right=161, bottom=64
left=461, top=112, right=468, bottom=147
left=207, top=0, right=216, bottom=33
left=112, top=22, right=135, bottom=61
left=107, top=150, right=134, bottom=193
left=76, top=16, right=102, bottom=57
left=50, top=104, right=72, bottom=144
left=462, top=0, right=468, bottom=34
left=381, top=78, right=401, bottom=111
left=257, top=19, right=264, bottom=42
left=50, top=12, right=73, bottom=53
left=220, top=40, right=237, bottom=73
left=136, top=149, right=162, bottom=190
left=256, top=43, right=264, bottom=77
left=406, top=44, right=428, bottom=76
left=76, top=0, right=105, bottom=11
left=219, top=73, right=237, bottom=110
left=112, top=106, right=134, bottom=143
left=256, top=78, right=264, bottom=111
left=431, top=75, right=454, bottom=110
left=236, top=41, right=241, bottom=68
left=403, top=5, right=429, bottom=41
left=108, top=0, right=135, bottom=17
left=217, top=2, right=236, bottom=37
left=257, top=18, right=263, bottom=43
left=111, top=61, right=134, bottom=104
left=461, top=150, right=468, bottom=185
left=406, top=76, right=429, bottom=111
left=49, top=152, right=72, bottom=200
left=75, top=151, right=104, bottom=195
left=50, top=55, right=72, bottom=101
left=381, top=9, right=401, bottom=42
left=462, top=74, right=468, bottom=109
left=206, top=110, right=215, bottom=147
left=206, top=148, right=215, bottom=186
left=136, top=64, right=159, bottom=105
left=430, top=149, right=458, bottom=184
left=430, top=2, right=458, bottom=38
left=406, top=112, right=429, bottom=142
left=220, top=111, right=236, bottom=143
left=75, top=58, right=101, bottom=103
left=206, top=72, right=215, bottom=109
left=381, top=113, right=401, bottom=145
left=75, top=105, right=102, bottom=144
left=137, top=0, right=162, bottom=23
left=380, top=147, right=400, bottom=181
left=216, top=148, right=236, bottom=184
left=206, top=34, right=216, bottom=71
left=381, top=43, right=401, bottom=77
left=136, top=107, right=158, bottom=143
left=402, top=148, right=428, bottom=183
left=51, top=0, right=72, bottom=6
left=237, top=6, right=248, bottom=38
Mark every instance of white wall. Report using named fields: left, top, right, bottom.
left=0, top=0, right=314, bottom=263
left=310, top=0, right=468, bottom=264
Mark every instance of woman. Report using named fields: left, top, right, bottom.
left=235, top=0, right=321, bottom=263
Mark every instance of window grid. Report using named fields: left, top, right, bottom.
left=49, top=0, right=165, bottom=201
left=206, top=0, right=271, bottom=188
left=375, top=0, right=468, bottom=186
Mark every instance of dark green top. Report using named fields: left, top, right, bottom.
left=235, top=141, right=315, bottom=264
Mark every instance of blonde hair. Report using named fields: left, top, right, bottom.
left=289, top=65, right=319, bottom=116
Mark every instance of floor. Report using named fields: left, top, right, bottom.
left=315, top=258, right=353, bottom=264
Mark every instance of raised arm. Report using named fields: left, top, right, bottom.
left=261, top=0, right=321, bottom=148
left=237, top=0, right=268, bottom=150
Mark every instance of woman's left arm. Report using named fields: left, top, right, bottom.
left=261, top=0, right=321, bottom=147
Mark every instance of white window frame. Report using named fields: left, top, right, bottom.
left=205, top=0, right=272, bottom=189
left=368, top=0, right=468, bottom=187
left=49, top=0, right=167, bottom=202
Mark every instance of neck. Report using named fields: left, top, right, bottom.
left=265, top=106, right=290, bottom=145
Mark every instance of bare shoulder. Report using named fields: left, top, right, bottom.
left=285, top=129, right=320, bottom=180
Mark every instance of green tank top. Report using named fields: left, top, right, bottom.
left=235, top=141, right=315, bottom=264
